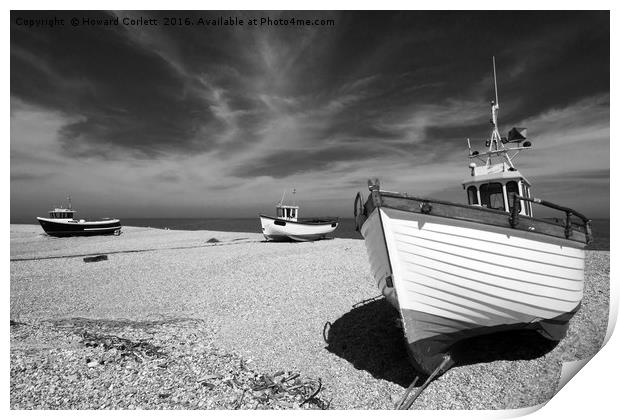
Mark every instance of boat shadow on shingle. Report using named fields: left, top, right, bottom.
left=324, top=298, right=558, bottom=387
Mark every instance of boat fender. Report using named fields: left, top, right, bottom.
left=564, top=215, right=573, bottom=239
left=420, top=202, right=432, bottom=214
left=322, top=321, right=332, bottom=343
left=354, top=192, right=365, bottom=231
left=509, top=195, right=520, bottom=228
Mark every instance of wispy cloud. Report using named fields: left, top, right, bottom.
left=10, top=11, right=609, bottom=219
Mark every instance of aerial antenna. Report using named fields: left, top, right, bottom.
left=67, top=195, right=72, bottom=209
left=487, top=56, right=503, bottom=163
left=278, top=190, right=286, bottom=206
left=292, top=188, right=296, bottom=206
left=493, top=56, right=499, bottom=107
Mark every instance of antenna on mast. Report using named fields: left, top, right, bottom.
left=493, top=56, right=499, bottom=107
left=487, top=56, right=503, bottom=163
left=278, top=190, right=286, bottom=206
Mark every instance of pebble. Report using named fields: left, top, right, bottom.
left=9, top=225, right=610, bottom=409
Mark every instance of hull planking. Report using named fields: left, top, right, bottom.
left=358, top=192, right=586, bottom=374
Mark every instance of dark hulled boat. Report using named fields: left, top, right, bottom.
left=37, top=200, right=121, bottom=237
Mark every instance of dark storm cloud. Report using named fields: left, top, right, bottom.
left=11, top=10, right=609, bottom=173
left=11, top=11, right=223, bottom=158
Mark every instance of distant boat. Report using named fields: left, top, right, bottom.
left=260, top=189, right=339, bottom=241
left=37, top=197, right=121, bottom=237
left=354, top=59, right=592, bottom=376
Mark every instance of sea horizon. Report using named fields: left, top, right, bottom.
left=12, top=217, right=610, bottom=251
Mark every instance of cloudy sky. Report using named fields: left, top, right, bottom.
left=10, top=10, right=609, bottom=221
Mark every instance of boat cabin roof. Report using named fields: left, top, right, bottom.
left=276, top=204, right=299, bottom=210
left=462, top=165, right=531, bottom=187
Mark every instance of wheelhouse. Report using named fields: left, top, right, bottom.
left=463, top=164, right=533, bottom=216
left=48, top=208, right=75, bottom=220
left=276, top=205, right=299, bottom=221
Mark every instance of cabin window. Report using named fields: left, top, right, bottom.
left=467, top=186, right=479, bottom=205
left=480, top=182, right=505, bottom=211
left=506, top=181, right=520, bottom=212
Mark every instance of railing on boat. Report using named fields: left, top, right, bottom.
left=355, top=183, right=592, bottom=245
left=510, top=194, right=592, bottom=244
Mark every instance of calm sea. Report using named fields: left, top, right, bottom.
left=121, top=217, right=610, bottom=251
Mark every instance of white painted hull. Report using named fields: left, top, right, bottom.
left=360, top=206, right=585, bottom=373
left=260, top=215, right=338, bottom=241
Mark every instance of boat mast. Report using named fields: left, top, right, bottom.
left=467, top=57, right=531, bottom=170
left=487, top=56, right=515, bottom=168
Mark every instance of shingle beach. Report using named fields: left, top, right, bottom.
left=10, top=224, right=610, bottom=409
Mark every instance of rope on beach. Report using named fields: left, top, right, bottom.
left=352, top=294, right=384, bottom=309
left=395, top=375, right=419, bottom=408
left=396, top=354, right=455, bottom=410
left=10, top=239, right=262, bottom=262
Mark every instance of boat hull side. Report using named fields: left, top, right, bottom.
left=37, top=218, right=121, bottom=237
left=259, top=216, right=338, bottom=241
left=361, top=205, right=585, bottom=374
left=359, top=208, right=398, bottom=307
left=401, top=305, right=579, bottom=374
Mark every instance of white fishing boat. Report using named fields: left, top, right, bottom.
left=37, top=197, right=121, bottom=237
left=354, top=59, right=592, bottom=376
left=260, top=190, right=339, bottom=241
